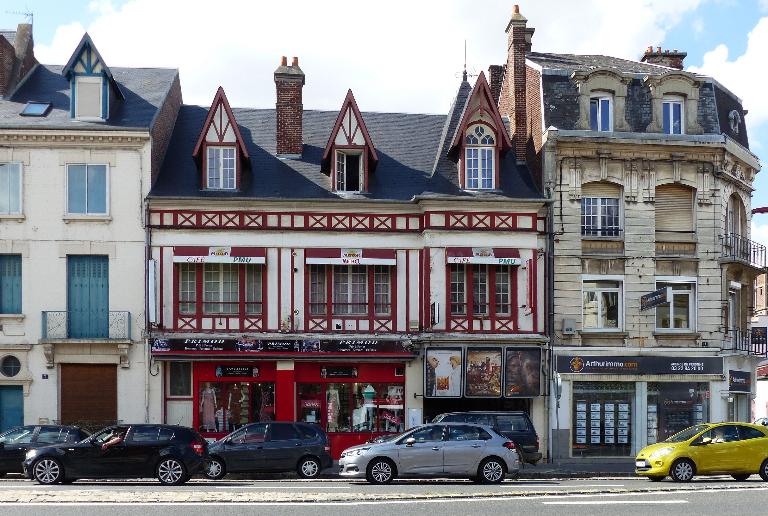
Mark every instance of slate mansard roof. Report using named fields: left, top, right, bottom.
left=0, top=64, right=178, bottom=131
left=150, top=79, right=544, bottom=203
left=527, top=51, right=750, bottom=150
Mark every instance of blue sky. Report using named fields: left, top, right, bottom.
left=2, top=0, right=768, bottom=225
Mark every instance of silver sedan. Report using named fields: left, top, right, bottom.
left=338, top=423, right=520, bottom=484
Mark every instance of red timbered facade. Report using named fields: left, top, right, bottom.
left=148, top=62, right=549, bottom=458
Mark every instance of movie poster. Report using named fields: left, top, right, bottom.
left=424, top=348, right=463, bottom=398
left=465, top=347, right=503, bottom=397
left=504, top=347, right=541, bottom=397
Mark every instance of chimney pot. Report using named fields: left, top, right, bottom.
left=280, top=56, right=287, bottom=66
left=292, top=56, right=298, bottom=66
left=646, top=46, right=653, bottom=53
left=513, top=4, right=520, bottom=14
left=656, top=46, right=662, bottom=53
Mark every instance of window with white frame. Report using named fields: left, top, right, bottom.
left=206, top=147, right=236, bottom=190
left=662, top=96, right=684, bottom=135
left=0, top=163, right=21, bottom=215
left=655, top=281, right=695, bottom=330
left=464, top=125, right=495, bottom=190
left=589, top=95, right=612, bottom=132
left=582, top=279, right=622, bottom=330
left=335, top=151, right=362, bottom=192
left=67, top=164, right=107, bottom=215
left=581, top=197, right=621, bottom=236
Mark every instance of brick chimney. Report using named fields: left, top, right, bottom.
left=505, top=5, right=533, bottom=163
left=488, top=65, right=504, bottom=105
left=640, top=46, right=686, bottom=70
left=274, top=56, right=305, bottom=157
left=0, top=23, right=37, bottom=98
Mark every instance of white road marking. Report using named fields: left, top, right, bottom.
left=215, top=485, right=352, bottom=490
left=543, top=500, right=688, bottom=505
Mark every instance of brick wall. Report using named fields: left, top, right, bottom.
left=150, top=73, right=182, bottom=186
left=488, top=65, right=504, bottom=105
left=276, top=80, right=303, bottom=155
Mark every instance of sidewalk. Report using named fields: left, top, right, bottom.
left=515, top=459, right=636, bottom=478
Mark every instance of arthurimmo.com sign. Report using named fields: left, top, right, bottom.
left=556, top=355, right=723, bottom=375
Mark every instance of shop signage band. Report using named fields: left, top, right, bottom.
left=151, top=338, right=415, bottom=355
left=172, top=246, right=266, bottom=264
left=728, top=370, right=751, bottom=393
left=557, top=355, right=723, bottom=375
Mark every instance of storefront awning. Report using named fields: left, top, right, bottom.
left=305, top=248, right=396, bottom=266
left=446, top=247, right=522, bottom=265
left=173, top=246, right=266, bottom=264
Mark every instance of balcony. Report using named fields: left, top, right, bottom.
left=720, top=233, right=767, bottom=272
left=723, top=328, right=767, bottom=357
left=41, top=311, right=131, bottom=340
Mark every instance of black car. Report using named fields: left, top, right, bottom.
left=432, top=411, right=542, bottom=464
left=205, top=422, right=332, bottom=479
left=23, top=424, right=208, bottom=485
left=0, top=425, right=89, bottom=476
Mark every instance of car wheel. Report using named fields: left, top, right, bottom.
left=732, top=474, right=750, bottom=481
left=478, top=457, right=506, bottom=484
left=33, top=458, right=63, bottom=485
left=647, top=476, right=665, bottom=482
left=204, top=457, right=226, bottom=480
left=157, top=458, right=188, bottom=486
left=761, top=460, right=768, bottom=481
left=297, top=457, right=321, bottom=479
left=669, top=459, right=695, bottom=482
left=366, top=458, right=395, bottom=484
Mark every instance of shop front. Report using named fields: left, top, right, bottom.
left=554, top=353, right=724, bottom=458
left=422, top=345, right=543, bottom=421
left=151, top=337, right=415, bottom=458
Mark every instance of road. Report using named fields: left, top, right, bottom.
left=0, top=476, right=766, bottom=515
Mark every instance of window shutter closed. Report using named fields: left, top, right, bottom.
left=582, top=182, right=621, bottom=198
left=655, top=184, right=694, bottom=232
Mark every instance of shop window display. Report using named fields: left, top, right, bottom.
left=572, top=382, right=634, bottom=457
left=647, top=382, right=709, bottom=444
left=297, top=382, right=405, bottom=434
left=198, top=381, right=275, bottom=433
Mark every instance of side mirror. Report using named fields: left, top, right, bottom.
left=404, top=437, right=416, bottom=447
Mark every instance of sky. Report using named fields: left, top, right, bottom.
left=2, top=0, right=768, bottom=239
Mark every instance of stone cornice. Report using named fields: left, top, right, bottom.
left=0, top=129, right=150, bottom=148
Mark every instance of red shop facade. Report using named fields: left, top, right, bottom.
left=151, top=337, right=415, bottom=458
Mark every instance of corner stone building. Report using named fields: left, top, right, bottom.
left=497, top=7, right=764, bottom=460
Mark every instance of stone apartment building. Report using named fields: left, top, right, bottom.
left=496, top=6, right=764, bottom=460
left=0, top=26, right=180, bottom=431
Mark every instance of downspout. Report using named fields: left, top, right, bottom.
left=140, top=148, right=151, bottom=425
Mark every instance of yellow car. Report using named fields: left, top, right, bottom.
left=635, top=422, right=768, bottom=482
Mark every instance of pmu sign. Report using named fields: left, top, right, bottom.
left=640, top=286, right=671, bottom=311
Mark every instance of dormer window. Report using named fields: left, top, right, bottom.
left=464, top=125, right=495, bottom=190
left=589, top=95, right=612, bottom=132
left=207, top=147, right=236, bottom=190
left=335, top=151, right=362, bottom=192
left=663, top=96, right=684, bottom=134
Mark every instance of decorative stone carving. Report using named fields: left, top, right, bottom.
left=643, top=71, right=704, bottom=134
left=43, top=344, right=54, bottom=369
left=642, top=160, right=656, bottom=202
left=571, top=69, right=631, bottom=131
left=568, top=158, right=583, bottom=200
left=624, top=160, right=639, bottom=202
left=118, top=343, right=131, bottom=368
left=729, top=110, right=741, bottom=134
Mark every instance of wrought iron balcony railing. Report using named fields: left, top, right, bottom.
left=721, top=233, right=767, bottom=270
left=723, top=328, right=768, bottom=357
left=41, top=311, right=131, bottom=340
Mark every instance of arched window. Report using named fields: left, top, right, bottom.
left=464, top=125, right=495, bottom=190
left=726, top=193, right=747, bottom=239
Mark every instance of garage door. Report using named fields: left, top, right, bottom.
left=60, top=364, right=117, bottom=428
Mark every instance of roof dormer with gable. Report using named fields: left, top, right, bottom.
left=192, top=86, right=249, bottom=191
left=322, top=89, right=378, bottom=194
left=62, top=33, right=124, bottom=121
left=447, top=71, right=512, bottom=191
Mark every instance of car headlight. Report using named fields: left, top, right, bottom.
left=25, top=450, right=37, bottom=460
left=649, top=447, right=674, bottom=460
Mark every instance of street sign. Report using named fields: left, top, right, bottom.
left=640, top=286, right=671, bottom=311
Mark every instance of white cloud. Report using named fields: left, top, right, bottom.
left=34, top=0, right=702, bottom=113
left=752, top=220, right=768, bottom=247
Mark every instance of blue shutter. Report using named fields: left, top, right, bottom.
left=0, top=255, right=21, bottom=314
left=67, top=255, right=109, bottom=338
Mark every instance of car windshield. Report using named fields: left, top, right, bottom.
left=665, top=424, right=710, bottom=443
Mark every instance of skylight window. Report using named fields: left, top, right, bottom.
left=20, top=102, right=52, bottom=117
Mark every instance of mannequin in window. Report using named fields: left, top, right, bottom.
left=228, top=383, right=244, bottom=430
left=200, top=382, right=217, bottom=432
left=352, top=398, right=368, bottom=431
left=326, top=387, right=340, bottom=432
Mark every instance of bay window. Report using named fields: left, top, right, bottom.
left=308, top=265, right=392, bottom=317
left=582, top=279, right=622, bottom=330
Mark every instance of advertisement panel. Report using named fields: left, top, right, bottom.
left=465, top=347, right=502, bottom=397
left=504, top=347, right=541, bottom=397
left=424, top=348, right=462, bottom=398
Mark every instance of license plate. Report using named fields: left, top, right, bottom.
left=635, top=460, right=647, bottom=467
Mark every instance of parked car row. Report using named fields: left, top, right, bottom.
left=0, top=411, right=538, bottom=485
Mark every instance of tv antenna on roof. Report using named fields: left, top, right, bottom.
left=6, top=8, right=33, bottom=25
left=456, top=40, right=479, bottom=81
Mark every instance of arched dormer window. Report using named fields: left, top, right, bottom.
left=464, top=124, right=495, bottom=190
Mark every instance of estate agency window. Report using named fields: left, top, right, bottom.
left=647, top=382, right=709, bottom=444
left=573, top=382, right=634, bottom=457
left=297, top=382, right=405, bottom=434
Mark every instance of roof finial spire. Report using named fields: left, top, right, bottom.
left=463, top=40, right=468, bottom=82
